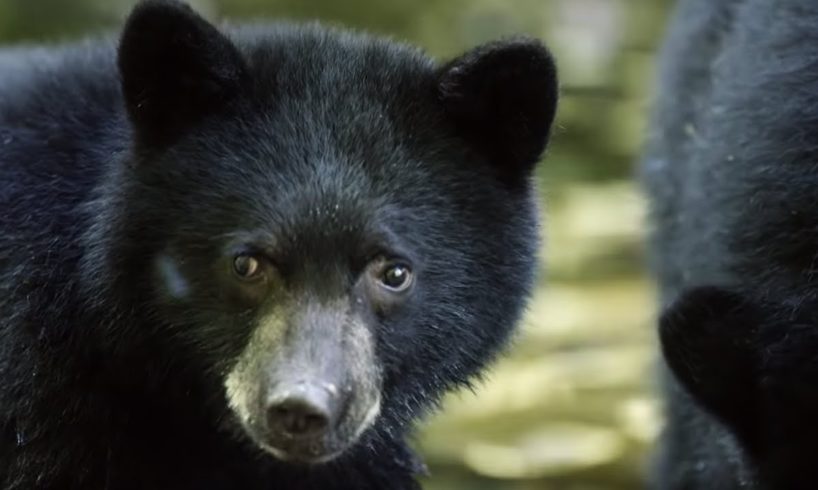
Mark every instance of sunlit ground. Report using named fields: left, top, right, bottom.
left=419, top=180, right=660, bottom=490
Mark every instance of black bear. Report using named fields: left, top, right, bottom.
left=0, top=1, right=558, bottom=489
left=659, top=287, right=818, bottom=489
left=642, top=0, right=818, bottom=488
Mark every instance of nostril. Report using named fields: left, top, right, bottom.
left=266, top=389, right=334, bottom=438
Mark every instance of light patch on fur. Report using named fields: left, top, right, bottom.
left=155, top=254, right=190, bottom=299
left=343, top=309, right=383, bottom=437
left=354, top=395, right=382, bottom=440
left=224, top=309, right=288, bottom=426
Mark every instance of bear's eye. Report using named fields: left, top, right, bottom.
left=233, top=254, right=262, bottom=280
left=379, top=263, right=413, bottom=292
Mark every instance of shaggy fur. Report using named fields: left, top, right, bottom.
left=0, top=1, right=558, bottom=489
left=643, top=0, right=818, bottom=488
left=659, top=287, right=818, bottom=489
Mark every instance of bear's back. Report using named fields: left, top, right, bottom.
left=0, top=41, right=124, bottom=239
left=0, top=42, right=126, bottom=310
left=645, top=0, right=818, bottom=301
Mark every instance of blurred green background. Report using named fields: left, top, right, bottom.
left=0, top=0, right=673, bottom=488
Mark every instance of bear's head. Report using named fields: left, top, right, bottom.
left=102, top=0, right=558, bottom=464
left=659, top=287, right=818, bottom=487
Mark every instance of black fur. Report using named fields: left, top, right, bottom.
left=438, top=39, right=558, bottom=187
left=0, top=1, right=557, bottom=489
left=643, top=0, right=818, bottom=488
left=118, top=1, right=248, bottom=147
left=659, top=287, right=818, bottom=489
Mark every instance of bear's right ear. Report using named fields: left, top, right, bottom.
left=438, top=39, right=558, bottom=186
left=659, top=287, right=762, bottom=448
left=118, top=0, right=248, bottom=148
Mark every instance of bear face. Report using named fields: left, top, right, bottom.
left=18, top=0, right=561, bottom=475
left=659, top=287, right=818, bottom=489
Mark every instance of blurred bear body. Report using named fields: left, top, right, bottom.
left=643, top=0, right=818, bottom=488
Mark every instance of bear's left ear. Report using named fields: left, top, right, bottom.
left=658, top=286, right=763, bottom=449
left=118, top=0, right=248, bottom=148
left=438, top=38, right=558, bottom=185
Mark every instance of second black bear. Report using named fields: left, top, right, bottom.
left=0, top=1, right=558, bottom=489
left=643, top=0, right=818, bottom=488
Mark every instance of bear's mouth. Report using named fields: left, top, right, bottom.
left=258, top=437, right=347, bottom=465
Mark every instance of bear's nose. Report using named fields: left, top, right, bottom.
left=266, top=383, right=337, bottom=438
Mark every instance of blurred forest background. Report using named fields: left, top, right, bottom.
left=0, top=0, right=675, bottom=488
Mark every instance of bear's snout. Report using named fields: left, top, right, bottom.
left=224, top=299, right=382, bottom=463
left=265, top=380, right=343, bottom=440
